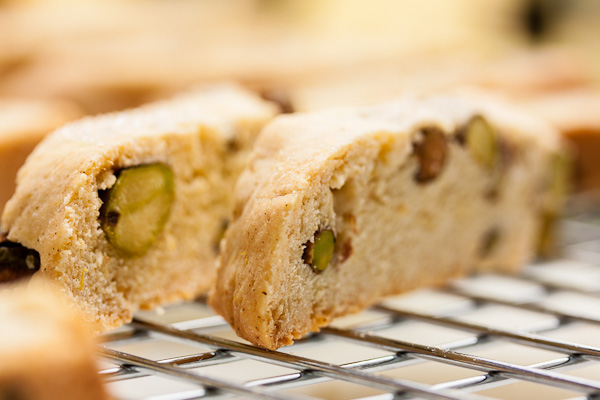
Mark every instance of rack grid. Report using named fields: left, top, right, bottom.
left=98, top=205, right=600, bottom=400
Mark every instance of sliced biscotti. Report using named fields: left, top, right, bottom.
left=0, top=83, right=278, bottom=333
left=0, top=283, right=109, bottom=400
left=210, top=93, right=566, bottom=350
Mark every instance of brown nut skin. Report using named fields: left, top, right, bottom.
left=413, top=128, right=448, bottom=184
left=339, top=238, right=354, bottom=264
left=302, top=228, right=336, bottom=273
left=0, top=233, right=41, bottom=284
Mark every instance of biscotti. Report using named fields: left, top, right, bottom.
left=0, top=284, right=109, bottom=400
left=524, top=88, right=600, bottom=193
left=0, top=98, right=83, bottom=212
left=210, top=93, right=566, bottom=350
left=0, top=83, right=278, bottom=333
left=277, top=49, right=589, bottom=113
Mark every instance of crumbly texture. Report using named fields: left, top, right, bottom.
left=0, top=283, right=109, bottom=400
left=210, top=93, right=563, bottom=350
left=0, top=98, right=83, bottom=213
left=1, top=84, right=277, bottom=333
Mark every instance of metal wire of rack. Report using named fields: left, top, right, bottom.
left=98, top=205, right=600, bottom=400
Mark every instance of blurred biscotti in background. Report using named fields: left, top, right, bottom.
left=523, top=89, right=600, bottom=192
left=280, top=48, right=591, bottom=113
left=0, top=98, right=83, bottom=212
left=0, top=283, right=110, bottom=400
left=0, top=0, right=593, bottom=114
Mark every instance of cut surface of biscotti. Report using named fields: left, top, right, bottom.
left=0, top=83, right=278, bottom=333
left=210, top=93, right=565, bottom=350
left=0, top=283, right=109, bottom=400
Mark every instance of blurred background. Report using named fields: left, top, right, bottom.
left=2, top=3, right=600, bottom=399
left=1, top=0, right=600, bottom=210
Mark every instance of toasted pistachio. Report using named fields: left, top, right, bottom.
left=303, top=229, right=335, bottom=273
left=460, top=115, right=512, bottom=200
left=100, top=163, right=174, bottom=258
left=414, top=128, right=448, bottom=183
left=464, top=115, right=499, bottom=170
left=0, top=235, right=41, bottom=284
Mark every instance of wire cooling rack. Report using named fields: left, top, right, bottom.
left=98, top=201, right=600, bottom=400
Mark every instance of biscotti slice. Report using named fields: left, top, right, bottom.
left=0, top=83, right=278, bottom=333
left=210, top=93, right=565, bottom=350
left=0, top=284, right=109, bottom=400
left=523, top=88, right=600, bottom=193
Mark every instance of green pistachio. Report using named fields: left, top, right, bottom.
left=303, top=229, right=335, bottom=273
left=100, top=163, right=174, bottom=257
